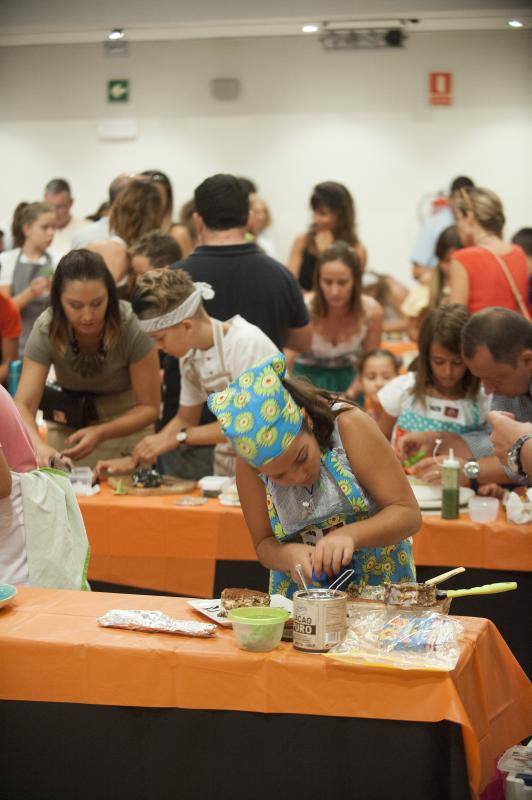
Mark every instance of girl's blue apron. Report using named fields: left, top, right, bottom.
left=265, top=448, right=416, bottom=599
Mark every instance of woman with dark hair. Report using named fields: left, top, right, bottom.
left=376, top=304, right=489, bottom=460
left=208, top=352, right=420, bottom=596
left=288, top=181, right=367, bottom=291
left=141, top=170, right=194, bottom=258
left=289, top=242, right=382, bottom=396
left=14, top=250, right=160, bottom=468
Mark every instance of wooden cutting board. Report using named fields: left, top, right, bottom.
left=108, top=475, right=197, bottom=496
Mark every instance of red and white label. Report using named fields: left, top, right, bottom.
left=429, top=72, right=453, bottom=106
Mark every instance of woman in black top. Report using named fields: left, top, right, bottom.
left=288, top=181, right=367, bottom=291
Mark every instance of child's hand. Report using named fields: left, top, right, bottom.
left=284, top=543, right=314, bottom=586
left=133, top=431, right=174, bottom=464
left=29, top=276, right=49, bottom=298
left=313, top=531, right=354, bottom=579
left=396, top=431, right=434, bottom=460
left=35, top=442, right=63, bottom=468
left=93, top=455, right=137, bottom=480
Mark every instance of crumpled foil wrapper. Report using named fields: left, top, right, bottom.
left=97, top=609, right=217, bottom=637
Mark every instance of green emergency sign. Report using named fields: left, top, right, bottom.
left=108, top=80, right=130, bottom=103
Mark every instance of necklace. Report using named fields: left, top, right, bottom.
left=70, top=333, right=106, bottom=379
left=301, top=484, right=315, bottom=515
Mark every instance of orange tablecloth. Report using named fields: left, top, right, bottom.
left=0, top=587, right=529, bottom=799
left=81, top=485, right=252, bottom=595
left=79, top=486, right=532, bottom=596
left=415, top=510, right=532, bottom=570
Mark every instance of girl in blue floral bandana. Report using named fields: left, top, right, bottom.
left=208, top=352, right=421, bottom=598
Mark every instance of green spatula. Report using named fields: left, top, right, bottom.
left=440, top=582, right=517, bottom=599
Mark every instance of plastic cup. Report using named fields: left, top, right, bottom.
left=468, top=496, right=499, bottom=523
left=228, top=607, right=290, bottom=652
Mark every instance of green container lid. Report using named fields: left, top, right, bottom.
left=228, top=607, right=290, bottom=625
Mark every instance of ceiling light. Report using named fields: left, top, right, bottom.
left=320, top=28, right=406, bottom=50
left=302, top=24, right=319, bottom=33
left=108, top=29, right=125, bottom=40
left=508, top=20, right=523, bottom=28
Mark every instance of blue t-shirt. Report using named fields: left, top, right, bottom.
left=410, top=206, right=454, bottom=268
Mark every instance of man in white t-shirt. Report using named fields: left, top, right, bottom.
left=44, top=178, right=89, bottom=259
left=94, top=269, right=278, bottom=479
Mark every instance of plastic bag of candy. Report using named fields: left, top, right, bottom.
left=327, top=607, right=464, bottom=670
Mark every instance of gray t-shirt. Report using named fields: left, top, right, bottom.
left=25, top=300, right=153, bottom=395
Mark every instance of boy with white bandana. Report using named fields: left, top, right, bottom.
left=95, top=269, right=277, bottom=478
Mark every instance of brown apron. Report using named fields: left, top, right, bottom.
left=46, top=388, right=154, bottom=469
left=180, top=318, right=235, bottom=477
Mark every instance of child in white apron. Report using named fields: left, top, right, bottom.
left=0, top=203, right=56, bottom=352
left=95, top=269, right=278, bottom=479
left=376, top=304, right=489, bottom=466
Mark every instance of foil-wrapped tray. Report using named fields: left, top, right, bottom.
left=97, top=609, right=217, bottom=637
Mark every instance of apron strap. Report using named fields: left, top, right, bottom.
left=181, top=317, right=233, bottom=392
left=211, top=317, right=230, bottom=379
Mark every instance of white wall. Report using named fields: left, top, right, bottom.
left=1, top=30, right=531, bottom=283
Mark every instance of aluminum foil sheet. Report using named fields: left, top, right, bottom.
left=97, top=609, right=217, bottom=637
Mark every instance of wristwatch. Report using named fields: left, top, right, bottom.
left=176, top=427, right=188, bottom=445
left=507, top=434, right=532, bottom=477
left=463, top=461, right=480, bottom=493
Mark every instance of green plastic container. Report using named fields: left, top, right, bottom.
left=228, top=607, right=290, bottom=652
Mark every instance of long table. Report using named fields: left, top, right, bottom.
left=79, top=486, right=532, bottom=675
left=80, top=486, right=532, bottom=594
left=0, top=587, right=530, bottom=800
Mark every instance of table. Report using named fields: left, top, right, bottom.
left=81, top=485, right=253, bottom=598
left=79, top=486, right=532, bottom=675
left=80, top=487, right=532, bottom=593
left=0, top=588, right=529, bottom=800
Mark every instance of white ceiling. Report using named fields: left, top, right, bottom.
left=0, top=0, right=530, bottom=45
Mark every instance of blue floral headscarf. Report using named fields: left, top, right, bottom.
left=207, top=352, right=303, bottom=467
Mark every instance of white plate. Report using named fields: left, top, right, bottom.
left=188, top=594, right=293, bottom=627
left=218, top=494, right=241, bottom=507
left=409, top=478, right=442, bottom=503
left=416, top=487, right=474, bottom=511
left=0, top=582, right=17, bottom=609
left=408, top=477, right=474, bottom=509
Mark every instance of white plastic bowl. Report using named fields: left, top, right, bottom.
left=468, top=496, right=499, bottom=523
left=198, top=476, right=230, bottom=497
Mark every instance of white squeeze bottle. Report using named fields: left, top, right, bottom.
left=441, top=448, right=460, bottom=520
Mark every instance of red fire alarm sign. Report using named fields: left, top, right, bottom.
left=429, top=72, right=453, bottom=106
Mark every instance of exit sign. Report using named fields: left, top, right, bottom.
left=108, top=80, right=130, bottom=103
